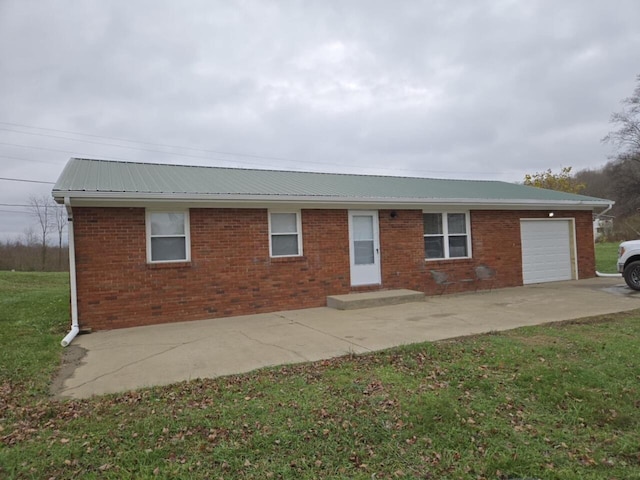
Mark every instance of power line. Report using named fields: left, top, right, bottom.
left=0, top=203, right=32, bottom=207
left=0, top=176, right=55, bottom=184
left=2, top=124, right=474, bottom=174
left=0, top=121, right=295, bottom=162
left=0, top=153, right=61, bottom=164
left=0, top=140, right=516, bottom=178
left=0, top=209, right=32, bottom=214
left=0, top=142, right=155, bottom=164
left=0, top=141, right=82, bottom=156
left=0, top=120, right=516, bottom=177
left=0, top=127, right=257, bottom=164
left=0, top=140, right=273, bottom=169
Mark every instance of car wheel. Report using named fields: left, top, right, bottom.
left=623, top=260, right=640, bottom=291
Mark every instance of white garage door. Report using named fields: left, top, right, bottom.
left=521, top=220, right=574, bottom=285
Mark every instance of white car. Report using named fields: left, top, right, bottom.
left=618, top=240, right=640, bottom=291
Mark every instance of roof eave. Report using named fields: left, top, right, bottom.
left=52, top=190, right=613, bottom=209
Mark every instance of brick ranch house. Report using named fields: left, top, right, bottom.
left=53, top=158, right=612, bottom=343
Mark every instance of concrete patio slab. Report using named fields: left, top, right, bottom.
left=55, top=277, right=640, bottom=399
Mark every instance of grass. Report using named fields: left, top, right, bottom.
left=2, top=273, right=640, bottom=479
left=0, top=272, right=70, bottom=397
left=595, top=241, right=620, bottom=274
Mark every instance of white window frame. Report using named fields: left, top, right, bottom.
left=268, top=210, right=303, bottom=258
left=146, top=210, right=191, bottom=263
left=423, top=211, right=472, bottom=260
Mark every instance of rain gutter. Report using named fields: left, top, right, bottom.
left=51, top=190, right=613, bottom=209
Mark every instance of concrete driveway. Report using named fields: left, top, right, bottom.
left=54, top=277, right=640, bottom=399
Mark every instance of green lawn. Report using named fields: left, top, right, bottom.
left=2, top=272, right=639, bottom=479
left=595, top=241, right=620, bottom=274
left=0, top=272, right=70, bottom=397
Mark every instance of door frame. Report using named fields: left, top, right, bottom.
left=348, top=210, right=382, bottom=286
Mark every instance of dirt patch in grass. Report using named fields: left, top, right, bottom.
left=49, top=344, right=87, bottom=398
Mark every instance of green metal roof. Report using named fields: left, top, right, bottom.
left=52, top=158, right=611, bottom=208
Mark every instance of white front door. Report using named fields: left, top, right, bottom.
left=348, top=210, right=381, bottom=286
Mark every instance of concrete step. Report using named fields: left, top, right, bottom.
left=327, top=289, right=425, bottom=310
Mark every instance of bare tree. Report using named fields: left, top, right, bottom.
left=53, top=203, right=68, bottom=269
left=602, top=159, right=640, bottom=217
left=574, top=167, right=612, bottom=200
left=28, top=194, right=53, bottom=271
left=603, top=74, right=640, bottom=163
left=22, top=226, right=38, bottom=247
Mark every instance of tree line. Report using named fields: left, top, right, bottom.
left=1, top=195, right=69, bottom=272
left=0, top=241, right=69, bottom=272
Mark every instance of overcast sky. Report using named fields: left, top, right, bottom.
left=1, top=0, right=638, bottom=241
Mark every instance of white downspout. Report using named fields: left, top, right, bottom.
left=594, top=203, right=613, bottom=220
left=596, top=272, right=622, bottom=277
left=594, top=203, right=623, bottom=278
left=61, top=196, right=80, bottom=347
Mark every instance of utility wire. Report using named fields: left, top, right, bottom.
left=0, top=142, right=163, bottom=164
left=0, top=127, right=263, bottom=165
left=0, top=121, right=294, bottom=162
left=0, top=140, right=516, bottom=178
left=0, top=153, right=61, bottom=164
left=0, top=140, right=281, bottom=169
left=0, top=121, right=515, bottom=177
left=0, top=176, right=55, bottom=184
left=0, top=209, right=32, bottom=214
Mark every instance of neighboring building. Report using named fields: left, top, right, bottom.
left=52, top=158, right=612, bottom=332
left=593, top=214, right=614, bottom=241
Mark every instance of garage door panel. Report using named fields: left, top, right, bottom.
left=521, top=220, right=573, bottom=284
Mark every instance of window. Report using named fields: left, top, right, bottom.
left=352, top=215, right=375, bottom=265
left=423, top=212, right=470, bottom=259
left=147, top=211, right=190, bottom=262
left=269, top=211, right=302, bottom=257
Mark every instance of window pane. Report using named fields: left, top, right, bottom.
left=354, top=240, right=374, bottom=265
left=272, top=234, right=299, bottom=256
left=271, top=213, right=297, bottom=234
left=423, top=214, right=442, bottom=235
left=449, top=235, right=468, bottom=257
left=448, top=214, right=466, bottom=234
left=151, top=237, right=186, bottom=261
left=352, top=216, right=373, bottom=241
left=151, top=212, right=185, bottom=235
left=424, top=236, right=444, bottom=259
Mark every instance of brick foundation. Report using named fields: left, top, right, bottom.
left=72, top=207, right=595, bottom=330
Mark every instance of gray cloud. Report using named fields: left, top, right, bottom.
left=0, top=0, right=638, bottom=239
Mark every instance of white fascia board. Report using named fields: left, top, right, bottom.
left=53, top=190, right=612, bottom=210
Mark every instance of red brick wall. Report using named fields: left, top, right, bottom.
left=72, top=207, right=595, bottom=330
left=378, top=209, right=425, bottom=291
left=470, top=209, right=595, bottom=288
left=377, top=209, right=594, bottom=296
